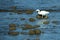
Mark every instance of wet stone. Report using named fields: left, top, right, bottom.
left=43, top=21, right=49, bottom=24
left=25, top=10, right=34, bottom=14
left=29, top=18, right=35, bottom=22
left=8, top=32, right=19, bottom=36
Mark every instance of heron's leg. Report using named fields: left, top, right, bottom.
left=42, top=15, right=43, bottom=18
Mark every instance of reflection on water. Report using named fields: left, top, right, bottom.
left=0, top=11, right=60, bottom=40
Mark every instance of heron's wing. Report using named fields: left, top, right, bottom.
left=40, top=11, right=49, bottom=14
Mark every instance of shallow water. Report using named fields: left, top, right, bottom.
left=0, top=11, right=60, bottom=40
left=0, top=0, right=60, bottom=40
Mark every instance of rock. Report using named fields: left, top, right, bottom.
left=29, top=30, right=41, bottom=35
left=34, top=30, right=41, bottom=35
left=17, top=12, right=22, bottom=14
left=43, top=21, right=49, bottom=24
left=8, top=32, right=19, bottom=36
left=22, top=24, right=40, bottom=30
left=29, top=18, right=35, bottom=22
left=43, top=15, right=48, bottom=19
left=9, top=24, right=16, bottom=30
left=9, top=24, right=16, bottom=27
left=52, top=21, right=60, bottom=25
left=35, top=38, right=40, bottom=40
left=29, top=30, right=35, bottom=35
left=22, top=24, right=33, bottom=30
left=36, top=14, right=42, bottom=19
left=9, top=27, right=16, bottom=31
left=34, top=25, right=40, bottom=28
left=20, top=18, right=25, bottom=20
left=25, top=10, right=34, bottom=14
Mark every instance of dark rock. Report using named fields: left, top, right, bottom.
left=52, top=21, right=60, bottom=25
left=29, top=18, right=35, bottom=22
left=20, top=18, right=25, bottom=20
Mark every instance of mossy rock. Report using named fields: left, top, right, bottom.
left=25, top=10, right=34, bottom=14
left=29, top=18, right=35, bottom=22
left=8, top=32, right=19, bottom=36
left=43, top=21, right=49, bottom=24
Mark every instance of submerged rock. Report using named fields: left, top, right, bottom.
left=43, top=21, right=49, bottom=24
left=17, top=12, right=23, bottom=14
left=52, top=21, right=60, bottom=25
left=25, top=10, right=34, bottom=14
left=22, top=24, right=33, bottom=30
left=20, top=18, right=25, bottom=20
left=22, top=24, right=40, bottom=30
left=29, top=18, right=35, bottom=22
left=8, top=32, right=19, bottom=36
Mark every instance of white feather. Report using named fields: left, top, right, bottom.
left=36, top=9, right=49, bottom=15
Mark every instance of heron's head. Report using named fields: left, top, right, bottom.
left=36, top=9, right=40, bottom=12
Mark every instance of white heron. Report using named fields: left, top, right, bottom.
left=36, top=9, right=49, bottom=18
